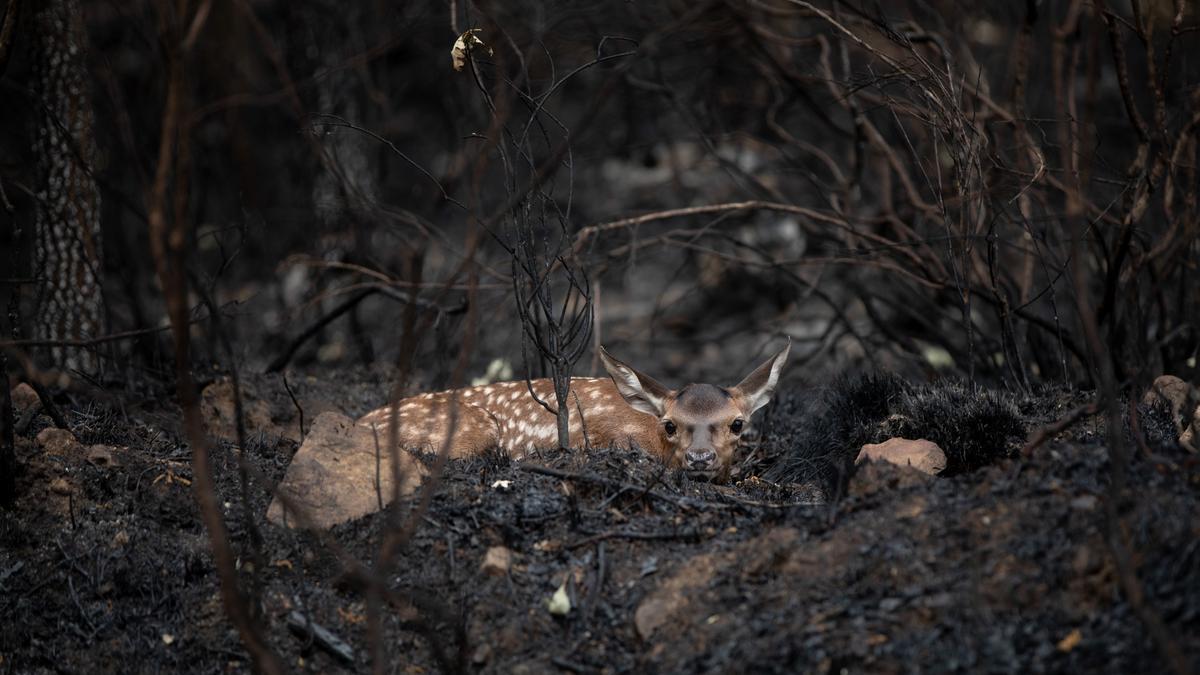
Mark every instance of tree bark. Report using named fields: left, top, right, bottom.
left=31, top=0, right=104, bottom=374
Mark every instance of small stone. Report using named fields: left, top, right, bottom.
left=471, top=643, right=492, bottom=665
left=10, top=383, right=40, bottom=414
left=87, top=445, right=119, bottom=467
left=1142, top=376, right=1200, bottom=451
left=480, top=546, right=512, bottom=576
left=635, top=597, right=672, bottom=640
left=1069, top=495, right=1098, bottom=511
left=879, top=597, right=903, bottom=612
left=37, top=427, right=81, bottom=455
left=1141, top=375, right=1194, bottom=413
left=113, top=530, right=130, bottom=547
left=49, top=477, right=72, bottom=495
left=1072, top=544, right=1099, bottom=576
left=533, top=539, right=561, bottom=553
left=856, top=438, right=947, bottom=475
left=201, top=378, right=284, bottom=443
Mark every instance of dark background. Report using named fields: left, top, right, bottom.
left=2, top=0, right=1195, bottom=392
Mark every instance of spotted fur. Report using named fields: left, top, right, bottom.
left=357, top=342, right=790, bottom=480
left=357, top=377, right=660, bottom=460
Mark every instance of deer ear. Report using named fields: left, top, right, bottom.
left=598, top=346, right=671, bottom=416
left=732, top=338, right=791, bottom=415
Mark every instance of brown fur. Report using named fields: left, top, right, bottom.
left=657, top=384, right=748, bottom=476
left=357, top=378, right=663, bottom=459
left=357, top=342, right=790, bottom=480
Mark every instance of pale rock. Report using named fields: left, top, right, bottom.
left=10, top=382, right=40, bottom=414
left=266, top=412, right=426, bottom=530
left=201, top=378, right=282, bottom=443
left=49, top=477, right=72, bottom=495
left=1141, top=374, right=1193, bottom=413
left=86, top=445, right=119, bottom=467
left=37, top=427, right=81, bottom=455
left=856, top=437, right=947, bottom=475
left=1181, top=403, right=1198, bottom=450
left=480, top=546, right=513, bottom=576
left=635, top=596, right=675, bottom=640
left=1142, top=375, right=1199, bottom=451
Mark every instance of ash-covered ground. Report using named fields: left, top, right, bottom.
left=1, top=370, right=1197, bottom=673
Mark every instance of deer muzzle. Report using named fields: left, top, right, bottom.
left=685, top=447, right=717, bottom=471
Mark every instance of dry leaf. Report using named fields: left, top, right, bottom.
left=337, top=606, right=366, bottom=624
left=546, top=582, right=571, bottom=616
left=451, top=29, right=492, bottom=72
left=1057, top=628, right=1082, bottom=652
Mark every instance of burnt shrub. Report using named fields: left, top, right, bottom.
left=763, top=374, right=1025, bottom=491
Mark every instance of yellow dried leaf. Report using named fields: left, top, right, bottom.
left=451, top=29, right=492, bottom=72
left=337, top=606, right=366, bottom=624
left=1057, top=628, right=1082, bottom=652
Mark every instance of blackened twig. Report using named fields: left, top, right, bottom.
left=265, top=289, right=374, bottom=373
left=0, top=356, right=15, bottom=506
left=265, top=286, right=466, bottom=373
left=28, top=379, right=68, bottom=430
left=287, top=611, right=355, bottom=665
left=1021, top=402, right=1100, bottom=456
left=516, top=463, right=724, bottom=512
left=281, top=373, right=304, bottom=440
left=567, top=528, right=705, bottom=550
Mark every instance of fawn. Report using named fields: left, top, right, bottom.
left=356, top=341, right=790, bottom=480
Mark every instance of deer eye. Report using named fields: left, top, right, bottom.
left=663, top=420, right=677, bottom=436
left=730, top=419, right=744, bottom=434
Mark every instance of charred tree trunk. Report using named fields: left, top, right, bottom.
left=30, top=0, right=103, bottom=374
left=0, top=0, right=21, bottom=506
left=0, top=351, right=14, bottom=507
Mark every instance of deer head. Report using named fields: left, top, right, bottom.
left=598, top=340, right=791, bottom=479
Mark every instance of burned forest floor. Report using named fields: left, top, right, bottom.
left=1, top=368, right=1198, bottom=674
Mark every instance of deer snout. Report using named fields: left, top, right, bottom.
left=685, top=447, right=717, bottom=471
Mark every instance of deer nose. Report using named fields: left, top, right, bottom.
left=685, top=448, right=717, bottom=471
